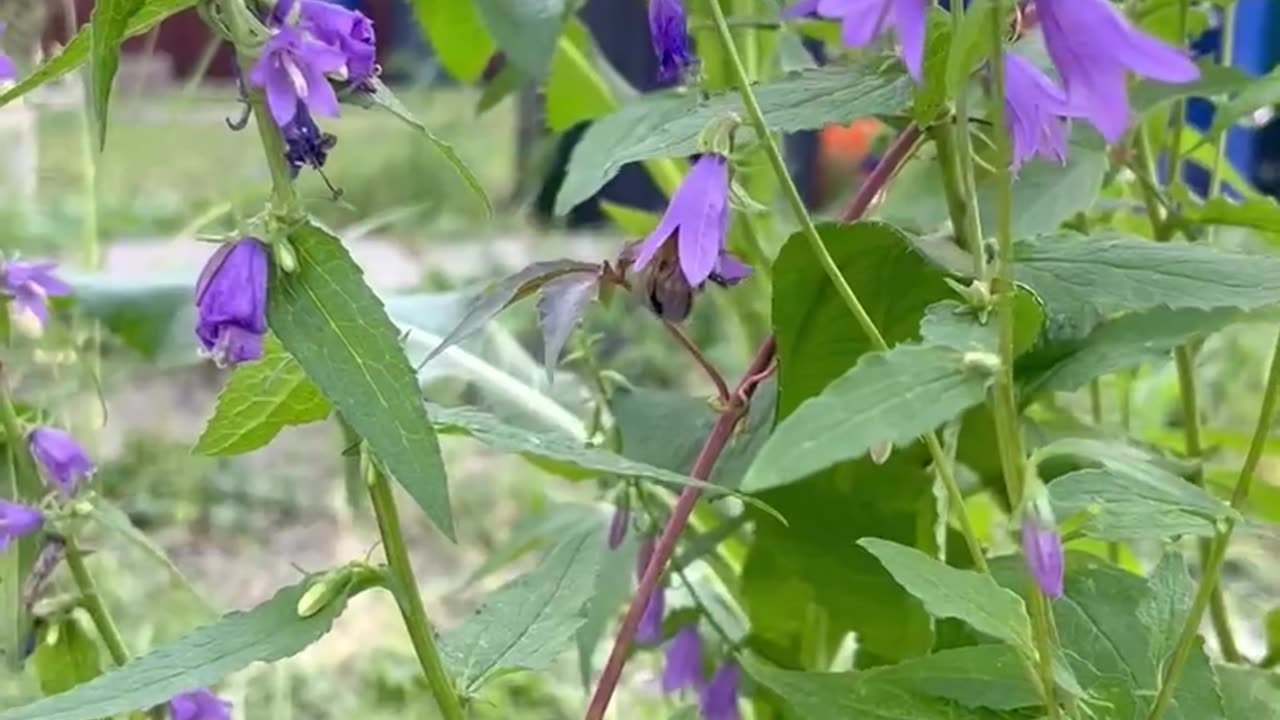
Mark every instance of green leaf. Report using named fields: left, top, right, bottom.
left=556, top=60, right=912, bottom=214
left=411, top=0, right=496, bottom=81
left=0, top=579, right=365, bottom=720
left=742, top=341, right=992, bottom=492
left=1131, top=60, right=1254, bottom=117
left=269, top=221, right=454, bottom=539
left=473, top=0, right=566, bottom=79
left=576, top=520, right=637, bottom=688
left=740, top=654, right=1007, bottom=720
left=546, top=20, right=618, bottom=131
left=88, top=0, right=145, bottom=149
left=1014, top=232, right=1280, bottom=317
left=33, top=614, right=102, bottom=696
left=1220, top=666, right=1280, bottom=720
left=598, top=201, right=660, bottom=236
left=194, top=336, right=332, bottom=456
left=343, top=79, right=492, bottom=217
left=872, top=645, right=1039, bottom=710
left=0, top=0, right=194, bottom=109
left=912, top=8, right=952, bottom=123
left=1049, top=468, right=1238, bottom=541
left=69, top=273, right=194, bottom=363
left=1181, top=194, right=1280, bottom=233
left=536, top=272, right=599, bottom=381
left=1208, top=66, right=1280, bottom=138
left=442, top=531, right=601, bottom=694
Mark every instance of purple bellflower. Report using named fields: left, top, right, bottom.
left=1003, top=51, right=1071, bottom=170
left=0, top=23, right=15, bottom=81
left=1020, top=493, right=1064, bottom=598
left=607, top=495, right=630, bottom=550
left=28, top=427, right=94, bottom=496
left=636, top=587, right=666, bottom=645
left=1036, top=0, right=1199, bottom=142
left=1, top=259, right=71, bottom=334
left=662, top=625, right=704, bottom=694
left=783, top=0, right=929, bottom=81
left=249, top=25, right=345, bottom=127
left=299, top=0, right=377, bottom=85
left=700, top=661, right=741, bottom=720
left=195, top=238, right=269, bottom=367
left=168, top=688, right=232, bottom=720
left=0, top=502, right=42, bottom=553
left=649, top=0, right=697, bottom=81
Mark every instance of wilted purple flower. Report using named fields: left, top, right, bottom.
left=300, top=0, right=377, bottom=84
left=649, top=0, right=696, bottom=81
left=28, top=427, right=94, bottom=496
left=662, top=625, right=703, bottom=693
left=1020, top=497, right=1064, bottom=598
left=783, top=0, right=928, bottom=81
left=1, top=259, right=72, bottom=332
left=700, top=661, right=741, bottom=720
left=636, top=587, right=666, bottom=644
left=1002, top=51, right=1071, bottom=170
left=1037, top=0, right=1199, bottom=142
left=168, top=688, right=232, bottom=720
left=0, top=502, right=42, bottom=552
left=608, top=496, right=630, bottom=550
left=195, top=239, right=269, bottom=367
left=249, top=25, right=345, bottom=127
left=0, top=23, right=15, bottom=81
left=282, top=102, right=337, bottom=176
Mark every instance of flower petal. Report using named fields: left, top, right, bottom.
left=891, top=0, right=928, bottom=81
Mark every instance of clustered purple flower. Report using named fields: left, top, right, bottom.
left=168, top=688, right=232, bottom=720
left=194, top=238, right=270, bottom=367
left=1, top=259, right=72, bottom=336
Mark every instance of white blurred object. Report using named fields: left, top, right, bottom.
left=0, top=89, right=37, bottom=213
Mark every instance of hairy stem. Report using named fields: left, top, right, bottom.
left=247, top=93, right=302, bottom=218
left=65, top=537, right=131, bottom=667
left=930, top=121, right=985, bottom=277
left=365, top=455, right=465, bottom=720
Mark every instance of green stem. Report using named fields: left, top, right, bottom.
left=65, top=537, right=131, bottom=667
left=1028, top=590, right=1060, bottom=720
left=364, top=456, right=465, bottom=720
left=247, top=93, right=302, bottom=217
left=1208, top=3, right=1237, bottom=206
left=1164, top=0, right=1191, bottom=196
left=930, top=122, right=985, bottom=275
left=705, top=0, right=990, bottom=571
left=948, top=0, right=987, bottom=280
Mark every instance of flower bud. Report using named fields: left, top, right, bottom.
left=1021, top=490, right=1064, bottom=598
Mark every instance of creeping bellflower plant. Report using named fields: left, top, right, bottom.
left=649, top=0, right=696, bottom=81
left=662, top=625, right=703, bottom=693
left=783, top=0, right=928, bottom=81
left=1, top=259, right=71, bottom=335
left=249, top=25, right=346, bottom=127
left=168, top=688, right=232, bottom=720
left=1035, top=0, right=1199, bottom=142
left=195, top=238, right=269, bottom=367
left=28, top=427, right=95, bottom=496
left=1003, top=51, right=1071, bottom=170
left=0, top=501, right=42, bottom=552
left=1021, top=493, right=1064, bottom=598
left=700, top=661, right=741, bottom=720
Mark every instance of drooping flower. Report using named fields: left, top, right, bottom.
left=649, top=0, right=696, bottom=81
left=1020, top=493, right=1064, bottom=598
left=0, top=22, right=15, bottom=81
left=1, top=259, right=72, bottom=334
left=28, top=427, right=94, bottom=496
left=1002, top=51, right=1071, bottom=170
left=1036, top=0, right=1199, bottom=142
left=662, top=624, right=704, bottom=694
left=636, top=586, right=666, bottom=644
left=782, top=0, right=929, bottom=81
left=608, top=495, right=630, bottom=550
left=700, top=661, right=741, bottom=720
left=282, top=101, right=337, bottom=176
left=299, top=0, right=377, bottom=84
left=249, top=25, right=346, bottom=127
left=0, top=501, right=42, bottom=552
left=195, top=239, right=269, bottom=367
left=168, top=688, right=232, bottom=720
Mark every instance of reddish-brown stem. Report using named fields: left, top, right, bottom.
left=664, top=321, right=732, bottom=403
left=583, top=125, right=917, bottom=720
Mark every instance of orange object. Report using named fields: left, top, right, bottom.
left=820, top=118, right=881, bottom=163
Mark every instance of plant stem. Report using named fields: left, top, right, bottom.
left=1146, top=329, right=1280, bottom=720
left=840, top=125, right=922, bottom=221
left=364, top=456, right=465, bottom=720
left=664, top=321, right=732, bottom=403
left=64, top=536, right=131, bottom=667
left=1208, top=2, right=1237, bottom=206
left=931, top=121, right=986, bottom=278
left=1164, top=0, right=1191, bottom=196
left=247, top=93, right=302, bottom=218
left=1028, top=589, right=1060, bottom=720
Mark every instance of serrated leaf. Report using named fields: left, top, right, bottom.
left=342, top=79, right=492, bottom=217
left=411, top=0, right=496, bottom=81
left=1049, top=468, right=1238, bottom=541
left=859, top=538, right=1034, bottom=654
left=194, top=336, right=332, bottom=455
left=1014, top=233, right=1280, bottom=317
left=873, top=645, right=1038, bottom=710
left=0, top=0, right=194, bottom=109
left=1220, top=666, right=1280, bottom=720
left=33, top=614, right=101, bottom=696
left=442, top=531, right=601, bottom=694
left=423, top=260, right=599, bottom=367
left=0, top=579, right=364, bottom=720
left=269, top=221, right=454, bottom=539
left=88, top=0, right=145, bottom=149
left=536, top=272, right=598, bottom=381
left=556, top=60, right=912, bottom=214
left=740, top=654, right=1007, bottom=720
left=473, top=0, right=566, bottom=80
left=576, top=521, right=637, bottom=688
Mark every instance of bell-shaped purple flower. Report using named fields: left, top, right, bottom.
left=1020, top=496, right=1064, bottom=598
left=1, top=259, right=72, bottom=333
left=195, top=239, right=269, bottom=367
left=636, top=587, right=666, bottom=644
left=634, top=154, right=739, bottom=289
left=299, top=0, right=377, bottom=84
left=168, top=688, right=232, bottom=720
left=784, top=0, right=928, bottom=81
left=662, top=624, right=704, bottom=694
left=700, top=661, right=741, bottom=720
left=0, top=23, right=15, bottom=81
left=28, top=427, right=94, bottom=496
left=1002, top=51, right=1071, bottom=171
left=249, top=25, right=346, bottom=127
left=1036, top=0, right=1199, bottom=142
left=282, top=102, right=337, bottom=176
left=649, top=0, right=696, bottom=81
left=608, top=496, right=630, bottom=550
left=0, top=501, right=42, bottom=552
